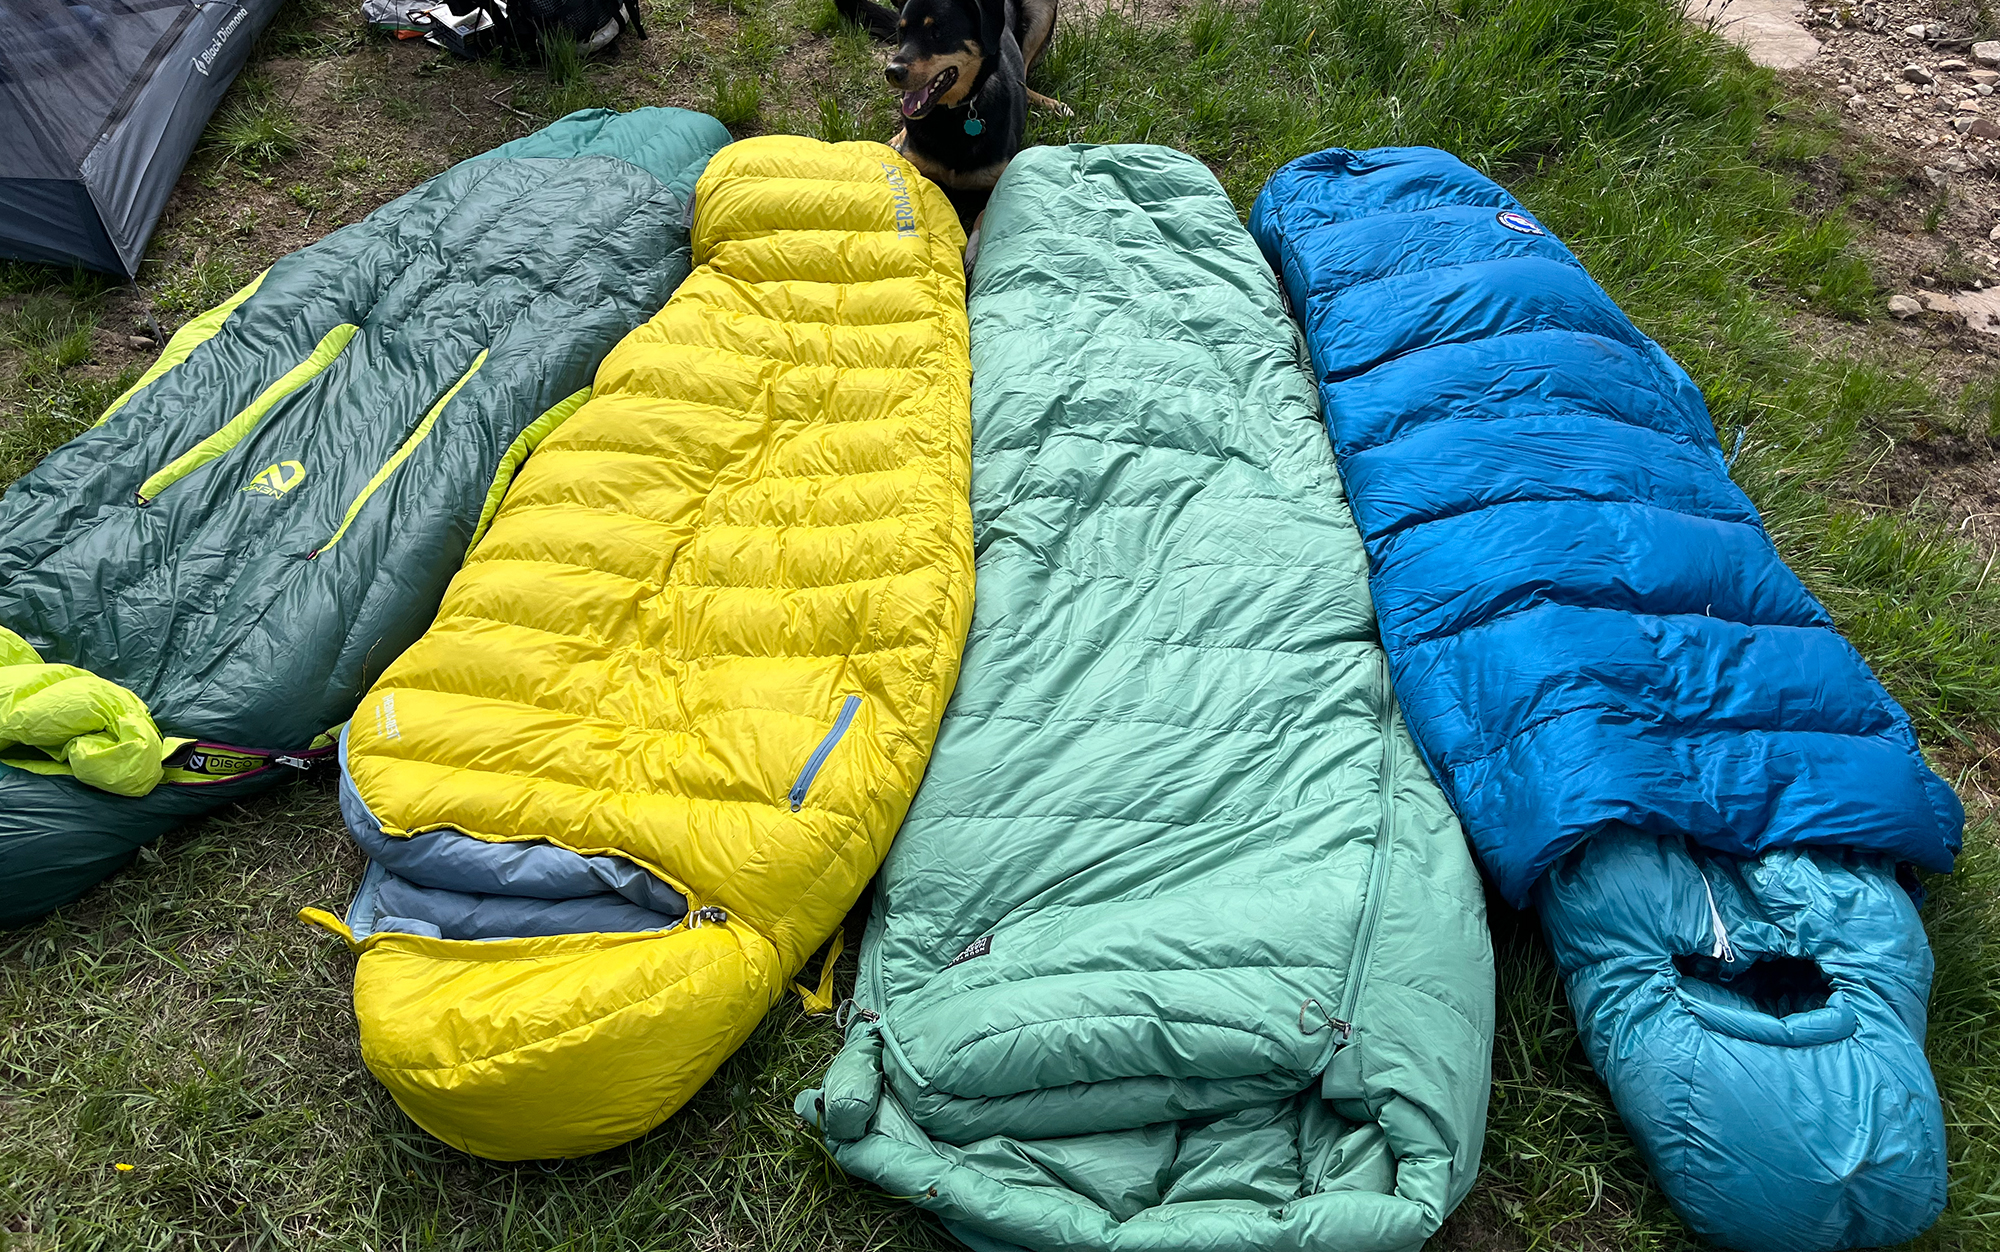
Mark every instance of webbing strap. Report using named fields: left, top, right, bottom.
left=793, top=927, right=845, bottom=1015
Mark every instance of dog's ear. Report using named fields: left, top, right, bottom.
left=965, top=0, right=1003, bottom=63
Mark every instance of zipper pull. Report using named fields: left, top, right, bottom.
left=833, top=999, right=880, bottom=1031
left=687, top=906, right=728, bottom=928
left=1299, top=998, right=1353, bottom=1039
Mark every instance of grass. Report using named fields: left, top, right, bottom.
left=203, top=99, right=304, bottom=172
left=711, top=69, right=765, bottom=127
left=0, top=0, right=1997, bottom=1247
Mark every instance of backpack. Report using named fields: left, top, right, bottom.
left=407, top=0, right=646, bottom=60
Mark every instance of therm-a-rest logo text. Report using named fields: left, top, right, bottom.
left=879, top=162, right=918, bottom=239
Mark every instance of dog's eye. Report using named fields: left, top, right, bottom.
left=923, top=14, right=933, bottom=23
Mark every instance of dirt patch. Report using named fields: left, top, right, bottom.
left=1726, top=1, right=2000, bottom=554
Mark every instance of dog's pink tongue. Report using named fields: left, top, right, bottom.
left=900, top=88, right=926, bottom=117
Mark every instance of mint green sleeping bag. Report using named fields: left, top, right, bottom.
left=797, top=144, right=1496, bottom=1252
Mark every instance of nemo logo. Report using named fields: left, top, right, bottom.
left=243, top=461, right=305, bottom=498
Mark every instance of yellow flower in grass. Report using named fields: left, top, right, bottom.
left=114, top=1163, right=134, bottom=1172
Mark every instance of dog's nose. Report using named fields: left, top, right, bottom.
left=885, top=61, right=910, bottom=87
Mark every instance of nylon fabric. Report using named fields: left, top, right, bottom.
left=1535, top=833, right=1944, bottom=1252
left=1247, top=146, right=1960, bottom=906
left=800, top=144, right=1493, bottom=1252
left=1248, top=145, right=1955, bottom=1252
left=334, top=135, right=975, bottom=1162
left=0, top=627, right=176, bottom=797
left=0, top=107, right=729, bottom=927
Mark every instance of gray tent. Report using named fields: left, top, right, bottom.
left=1, top=0, right=284, bottom=276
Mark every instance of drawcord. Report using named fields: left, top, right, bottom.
left=1697, top=865, right=1737, bottom=964
left=793, top=927, right=845, bottom=1015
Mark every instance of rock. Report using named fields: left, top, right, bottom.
left=1977, top=40, right=2000, bottom=66
left=1924, top=292, right=1960, bottom=315
left=1849, top=94, right=1868, bottom=107
left=1959, top=98, right=1984, bottom=111
left=1908, top=23, right=1930, bottom=37
left=1905, top=63, right=1937, bottom=83
left=1896, top=82, right=1919, bottom=96
left=1940, top=58, right=1971, bottom=71
left=1924, top=165, right=1950, bottom=188
left=1889, top=293, right=1924, bottom=318
left=1956, top=115, right=1977, bottom=131
left=1688, top=0, right=1821, bottom=69
left=1982, top=85, right=1995, bottom=96
left=1958, top=287, right=2000, bottom=331
left=126, top=336, right=153, bottom=350
left=1989, top=223, right=2000, bottom=242
left=1971, top=116, right=2000, bottom=138
left=1976, top=69, right=2000, bottom=84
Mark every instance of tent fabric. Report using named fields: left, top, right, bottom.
left=0, top=107, right=730, bottom=927
left=1247, top=146, right=1962, bottom=909
left=323, top=136, right=975, bottom=1163
left=799, top=144, right=1494, bottom=1252
left=2, top=0, right=288, bottom=275
left=1249, top=145, right=1956, bottom=1252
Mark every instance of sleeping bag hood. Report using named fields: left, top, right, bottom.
left=0, top=107, right=730, bottom=927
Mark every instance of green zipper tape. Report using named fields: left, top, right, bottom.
left=99, top=270, right=268, bottom=427
left=314, top=349, right=488, bottom=558
left=136, top=321, right=357, bottom=503
left=464, top=383, right=591, bottom=558
left=1336, top=653, right=1401, bottom=1035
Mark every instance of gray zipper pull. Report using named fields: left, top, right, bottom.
left=688, top=906, right=728, bottom=928
left=833, top=999, right=880, bottom=1031
left=1299, top=998, right=1354, bottom=1039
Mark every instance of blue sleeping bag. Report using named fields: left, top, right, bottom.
left=1249, top=147, right=1962, bottom=1252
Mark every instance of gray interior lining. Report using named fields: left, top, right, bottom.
left=338, top=731, right=687, bottom=941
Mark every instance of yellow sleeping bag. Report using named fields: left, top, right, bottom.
left=307, top=136, right=973, bottom=1160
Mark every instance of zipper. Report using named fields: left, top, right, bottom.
left=311, top=350, right=488, bottom=559
left=789, top=695, right=862, bottom=812
left=1333, top=654, right=1401, bottom=1044
left=135, top=322, right=358, bottom=504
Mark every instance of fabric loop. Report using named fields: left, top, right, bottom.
left=794, top=927, right=845, bottom=1015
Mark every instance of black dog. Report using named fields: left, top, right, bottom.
left=834, top=0, right=1065, bottom=224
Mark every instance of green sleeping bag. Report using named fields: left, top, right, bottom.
left=798, top=144, right=1496, bottom=1251
left=0, top=108, right=729, bottom=927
